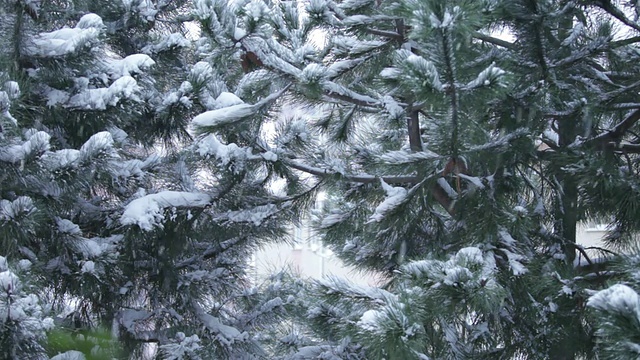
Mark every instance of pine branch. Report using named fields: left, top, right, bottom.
left=583, top=109, right=640, bottom=147
left=361, top=28, right=402, bottom=40
left=327, top=3, right=403, bottom=41
left=321, top=91, right=379, bottom=108
left=610, top=36, right=640, bottom=48
left=285, top=159, right=418, bottom=184
left=175, top=237, right=244, bottom=270
left=583, top=246, right=619, bottom=257
left=593, top=0, right=640, bottom=33
left=604, top=142, right=640, bottom=153
left=599, top=80, right=640, bottom=103
left=472, top=32, right=514, bottom=49
left=284, top=159, right=456, bottom=214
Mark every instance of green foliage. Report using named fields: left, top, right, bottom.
left=47, top=327, right=123, bottom=360
left=203, top=0, right=640, bottom=358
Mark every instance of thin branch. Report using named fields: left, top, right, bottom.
left=285, top=159, right=418, bottom=184
left=583, top=246, right=620, bottom=257
left=604, top=142, right=640, bottom=153
left=362, top=27, right=403, bottom=40
left=583, top=109, right=640, bottom=147
left=321, top=92, right=379, bottom=108
left=608, top=103, right=640, bottom=110
left=285, top=159, right=456, bottom=214
left=610, top=35, right=640, bottom=48
left=540, top=138, right=559, bottom=150
left=594, top=0, right=640, bottom=33
left=472, top=32, right=514, bottom=49
left=572, top=243, right=597, bottom=270
left=327, top=1, right=402, bottom=40
left=175, top=237, right=244, bottom=270
left=599, top=80, right=640, bottom=103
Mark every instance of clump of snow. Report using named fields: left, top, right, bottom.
left=0, top=270, right=19, bottom=292
left=380, top=67, right=402, bottom=79
left=80, top=260, right=95, bottom=274
left=379, top=149, right=440, bottom=164
left=57, top=218, right=82, bottom=235
left=68, top=76, right=141, bottom=110
left=443, top=266, right=474, bottom=285
left=79, top=131, right=114, bottom=160
left=332, top=36, right=385, bottom=56
left=197, top=134, right=255, bottom=168
left=43, top=149, right=80, bottom=169
left=112, top=154, right=160, bottom=180
left=43, top=87, right=71, bottom=107
left=243, top=0, right=269, bottom=23
left=108, top=126, right=129, bottom=144
left=0, top=95, right=17, bottom=126
left=78, top=235, right=120, bottom=259
left=402, top=247, right=498, bottom=291
left=224, top=203, right=278, bottom=226
left=358, top=309, right=383, bottom=332
left=381, top=95, right=404, bottom=120
left=3, top=81, right=20, bottom=99
left=192, top=103, right=256, bottom=128
left=123, top=0, right=158, bottom=21
left=320, top=211, right=349, bottom=228
left=261, top=151, right=278, bottom=162
left=215, top=92, right=244, bottom=108
left=513, top=205, right=527, bottom=215
left=50, top=351, right=86, bottom=360
left=588, top=284, right=640, bottom=317
left=108, top=54, right=156, bottom=78
left=234, top=27, right=247, bottom=40
left=367, top=179, right=408, bottom=223
left=501, top=249, right=528, bottom=275
left=194, top=305, right=249, bottom=346
left=76, top=13, right=104, bottom=29
left=26, top=13, right=104, bottom=57
left=0, top=196, right=36, bottom=221
left=0, top=131, right=51, bottom=163
left=41, top=132, right=114, bottom=170
left=120, top=191, right=212, bottom=231
left=454, top=247, right=484, bottom=265
left=17, top=260, right=32, bottom=271
left=159, top=332, right=202, bottom=359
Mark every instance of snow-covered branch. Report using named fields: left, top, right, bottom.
left=285, top=159, right=418, bottom=184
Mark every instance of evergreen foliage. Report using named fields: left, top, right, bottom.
left=1, top=0, right=305, bottom=358
left=195, top=0, right=640, bottom=358
left=7, top=0, right=640, bottom=358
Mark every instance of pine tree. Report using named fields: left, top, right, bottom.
left=196, top=0, right=640, bottom=358
left=2, top=0, right=304, bottom=358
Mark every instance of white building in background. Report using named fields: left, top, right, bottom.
left=576, top=221, right=615, bottom=262
left=251, top=197, right=614, bottom=285
left=252, top=194, right=380, bottom=286
left=252, top=222, right=380, bottom=286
